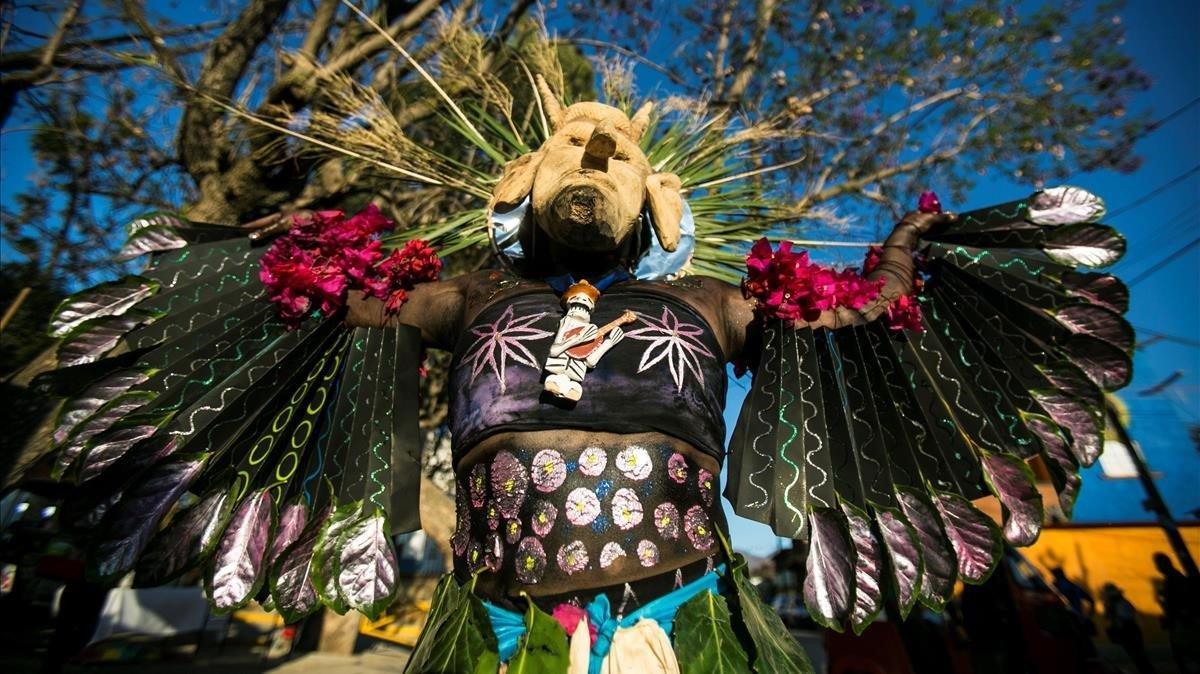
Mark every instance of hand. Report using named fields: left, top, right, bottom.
left=895, top=210, right=955, bottom=236
left=344, top=292, right=392, bottom=328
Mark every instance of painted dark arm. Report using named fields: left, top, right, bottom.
left=344, top=274, right=468, bottom=351
left=717, top=210, right=952, bottom=361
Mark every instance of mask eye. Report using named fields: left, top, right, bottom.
left=568, top=137, right=585, bottom=146
left=613, top=153, right=629, bottom=162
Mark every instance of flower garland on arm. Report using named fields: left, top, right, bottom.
left=258, top=204, right=442, bottom=326
left=740, top=192, right=942, bottom=333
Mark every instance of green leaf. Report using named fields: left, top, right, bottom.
left=674, top=589, right=751, bottom=674
left=506, top=598, right=569, bottom=674
left=405, top=575, right=499, bottom=674
left=729, top=556, right=815, bottom=674
left=308, top=500, right=360, bottom=614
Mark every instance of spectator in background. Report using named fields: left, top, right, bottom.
left=1153, top=553, right=1200, bottom=674
left=1101, top=583, right=1156, bottom=674
left=1051, top=567, right=1096, bottom=632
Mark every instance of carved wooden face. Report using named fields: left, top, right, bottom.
left=489, top=77, right=684, bottom=255
left=530, top=114, right=653, bottom=251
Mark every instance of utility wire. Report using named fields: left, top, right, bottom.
left=1135, top=96, right=1200, bottom=141
left=1135, top=327, right=1200, bottom=349
left=1127, top=235, right=1200, bottom=287
left=1108, top=164, right=1200, bottom=219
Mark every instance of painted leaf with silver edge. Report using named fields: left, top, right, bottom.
left=980, top=453, right=1043, bottom=546
left=875, top=507, right=923, bottom=619
left=335, top=510, right=398, bottom=620
left=896, top=488, right=956, bottom=611
left=49, top=276, right=160, bottom=337
left=802, top=507, right=855, bottom=631
left=1043, top=224, right=1125, bottom=268
left=933, top=491, right=1002, bottom=584
left=207, top=489, right=275, bottom=612
left=1028, top=186, right=1106, bottom=225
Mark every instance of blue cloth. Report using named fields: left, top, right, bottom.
left=487, top=198, right=696, bottom=281
left=483, top=564, right=726, bottom=672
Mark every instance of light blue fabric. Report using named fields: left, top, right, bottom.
left=483, top=564, right=726, bottom=672
left=486, top=199, right=696, bottom=281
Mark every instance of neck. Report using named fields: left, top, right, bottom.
left=545, top=239, right=626, bottom=279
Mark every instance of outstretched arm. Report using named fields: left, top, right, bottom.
left=344, top=274, right=467, bottom=351
left=717, top=210, right=951, bottom=361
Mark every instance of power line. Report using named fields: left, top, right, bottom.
left=1126, top=235, right=1200, bottom=287
left=1136, top=327, right=1200, bottom=349
left=1138, top=96, right=1200, bottom=140
left=1107, top=164, right=1200, bottom=219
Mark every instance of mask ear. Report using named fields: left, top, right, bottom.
left=490, top=152, right=543, bottom=213
left=645, top=172, right=683, bottom=252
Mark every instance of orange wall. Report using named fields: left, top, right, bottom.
left=1022, top=524, right=1200, bottom=643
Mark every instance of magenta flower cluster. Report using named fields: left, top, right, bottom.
left=258, top=205, right=441, bottom=325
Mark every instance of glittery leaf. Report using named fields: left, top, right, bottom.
left=269, top=507, right=329, bottom=624
left=90, top=454, right=207, bottom=582
left=207, top=489, right=275, bottom=613
left=980, top=453, right=1044, bottom=546
left=842, top=503, right=882, bottom=635
left=335, top=509, right=398, bottom=620
left=308, top=500, right=359, bottom=614
left=57, top=310, right=161, bottom=367
left=1043, top=224, right=1125, bottom=268
left=875, top=507, right=923, bottom=619
left=115, top=224, right=188, bottom=261
left=136, top=490, right=234, bottom=585
left=934, top=491, right=1002, bottom=584
left=802, top=507, right=855, bottom=631
left=1028, top=186, right=1106, bottom=225
left=49, top=276, right=160, bottom=337
left=896, top=488, right=956, bottom=611
left=1031, top=389, right=1102, bottom=466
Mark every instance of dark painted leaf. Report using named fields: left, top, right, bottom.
left=1028, top=186, right=1105, bottom=225
left=77, top=423, right=161, bottom=482
left=933, top=491, right=1002, bottom=584
left=980, top=453, right=1043, bottom=546
left=54, top=391, right=156, bottom=480
left=407, top=575, right=500, bottom=674
left=52, top=369, right=154, bottom=447
left=802, top=507, right=854, bottom=631
left=267, top=501, right=308, bottom=569
left=116, top=224, right=188, bottom=261
left=50, top=277, right=160, bottom=337
left=336, top=510, right=398, bottom=620
left=841, top=504, right=882, bottom=634
left=1053, top=305, right=1133, bottom=352
left=309, top=501, right=359, bottom=614
left=137, top=490, right=234, bottom=585
left=57, top=311, right=161, bottom=367
left=729, top=555, right=814, bottom=674
left=896, top=488, right=955, bottom=611
left=126, top=212, right=187, bottom=236
left=1031, top=389, right=1102, bottom=466
left=875, top=508, right=922, bottom=619
left=506, top=601, right=569, bottom=674
left=270, top=508, right=329, bottom=624
left=675, top=589, right=752, bottom=674
left=90, top=454, right=208, bottom=582
left=1043, top=224, right=1125, bottom=268
left=207, top=489, right=275, bottom=612
left=1025, top=415, right=1081, bottom=517
left=1062, top=337, right=1132, bottom=391
left=1060, top=272, right=1128, bottom=314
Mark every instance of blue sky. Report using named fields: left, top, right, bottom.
left=1, top=2, right=1196, bottom=557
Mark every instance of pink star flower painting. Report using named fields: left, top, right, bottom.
left=625, top=306, right=715, bottom=391
left=462, top=305, right=552, bottom=393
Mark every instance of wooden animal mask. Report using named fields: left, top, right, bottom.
left=489, top=75, right=683, bottom=253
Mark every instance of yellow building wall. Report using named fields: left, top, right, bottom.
left=1022, top=523, right=1200, bottom=643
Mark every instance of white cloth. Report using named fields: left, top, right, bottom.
left=599, top=618, right=680, bottom=674
left=89, top=586, right=216, bottom=644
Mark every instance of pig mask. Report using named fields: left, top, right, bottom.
left=488, top=75, right=684, bottom=254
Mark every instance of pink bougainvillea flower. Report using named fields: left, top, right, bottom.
left=918, top=190, right=943, bottom=213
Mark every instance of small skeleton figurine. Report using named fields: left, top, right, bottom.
left=543, top=281, right=636, bottom=401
